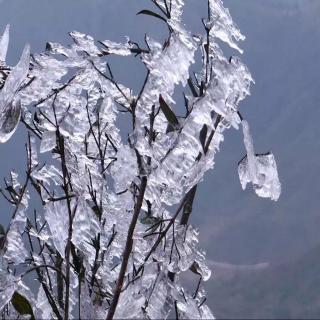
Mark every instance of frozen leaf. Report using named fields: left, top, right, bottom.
left=238, top=120, right=281, bottom=201
left=177, top=295, right=201, bottom=319
left=0, top=44, right=30, bottom=143
left=40, top=130, right=56, bottom=153
left=11, top=291, right=35, bottom=320
left=208, top=0, right=245, bottom=53
left=0, top=258, right=16, bottom=311
left=135, top=23, right=197, bottom=147
left=4, top=209, right=28, bottom=264
left=72, top=199, right=100, bottom=266
left=69, top=31, right=101, bottom=56
left=34, top=286, right=52, bottom=319
left=0, top=99, right=21, bottom=143
left=0, top=44, right=30, bottom=108
left=44, top=201, right=69, bottom=257
left=100, top=39, right=133, bottom=56
left=110, top=145, right=138, bottom=193
left=29, top=227, right=50, bottom=242
left=32, top=164, right=62, bottom=187
left=238, top=152, right=281, bottom=201
left=159, top=95, right=179, bottom=128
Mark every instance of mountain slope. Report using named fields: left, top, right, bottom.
left=207, top=246, right=320, bottom=319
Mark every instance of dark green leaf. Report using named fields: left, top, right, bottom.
left=187, top=78, right=199, bottom=97
left=5, top=186, right=15, bottom=193
left=140, top=215, right=160, bottom=225
left=0, top=224, right=5, bottom=235
left=136, top=10, right=167, bottom=23
left=45, top=42, right=52, bottom=52
left=189, top=261, right=202, bottom=276
left=166, top=124, right=175, bottom=134
left=159, top=95, right=179, bottom=128
left=91, top=205, right=101, bottom=218
left=11, top=292, right=35, bottom=320
left=199, top=124, right=208, bottom=152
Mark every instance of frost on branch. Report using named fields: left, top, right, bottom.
left=0, top=0, right=281, bottom=319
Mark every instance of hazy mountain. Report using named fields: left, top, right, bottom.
left=207, top=245, right=320, bottom=319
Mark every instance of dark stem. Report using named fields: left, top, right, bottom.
left=106, top=175, right=148, bottom=320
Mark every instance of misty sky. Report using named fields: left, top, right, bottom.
left=0, top=0, right=319, bottom=315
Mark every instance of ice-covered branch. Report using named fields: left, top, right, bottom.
left=0, top=0, right=281, bottom=319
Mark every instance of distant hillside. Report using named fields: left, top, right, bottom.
left=207, top=246, right=320, bottom=319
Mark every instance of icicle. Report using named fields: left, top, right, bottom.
left=241, top=120, right=258, bottom=184
left=28, top=135, right=38, bottom=168
left=0, top=24, right=10, bottom=63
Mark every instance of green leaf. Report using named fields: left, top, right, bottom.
left=136, top=10, right=167, bottom=23
left=189, top=261, right=202, bottom=276
left=91, top=205, right=101, bottom=218
left=140, top=215, right=160, bottom=225
left=11, top=292, right=35, bottom=320
left=199, top=124, right=208, bottom=152
left=159, top=95, right=179, bottom=128
left=187, top=77, right=199, bottom=97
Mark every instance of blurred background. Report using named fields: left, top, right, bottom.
left=0, top=0, right=319, bottom=318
